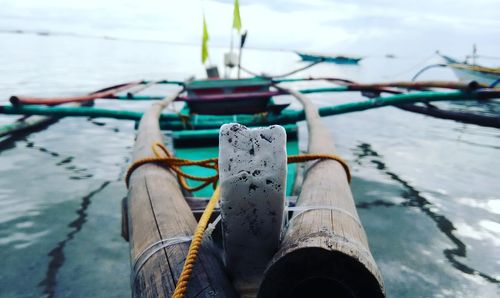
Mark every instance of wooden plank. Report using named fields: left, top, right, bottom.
left=126, top=92, right=236, bottom=297
left=258, top=87, right=384, bottom=297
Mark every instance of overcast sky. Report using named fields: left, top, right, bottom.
left=1, top=0, right=499, bottom=57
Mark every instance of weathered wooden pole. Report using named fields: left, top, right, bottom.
left=126, top=91, right=236, bottom=297
left=258, top=87, right=384, bottom=297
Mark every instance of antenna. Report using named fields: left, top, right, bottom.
left=237, top=31, right=248, bottom=79
left=472, top=44, right=477, bottom=66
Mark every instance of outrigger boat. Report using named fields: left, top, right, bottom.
left=296, top=51, right=362, bottom=64
left=2, top=1, right=500, bottom=296
left=440, top=54, right=500, bottom=87
left=1, top=75, right=499, bottom=297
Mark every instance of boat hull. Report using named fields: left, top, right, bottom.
left=441, top=55, right=500, bottom=86
left=185, top=78, right=273, bottom=114
left=296, top=52, right=362, bottom=64
left=449, top=67, right=500, bottom=86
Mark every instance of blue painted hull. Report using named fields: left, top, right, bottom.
left=296, top=52, right=362, bottom=64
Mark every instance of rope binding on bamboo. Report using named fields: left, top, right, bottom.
left=125, top=141, right=351, bottom=298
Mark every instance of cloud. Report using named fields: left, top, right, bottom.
left=211, top=0, right=323, bottom=12
left=0, top=0, right=498, bottom=56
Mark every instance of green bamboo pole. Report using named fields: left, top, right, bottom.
left=93, top=83, right=477, bottom=101
left=171, top=124, right=298, bottom=141
left=18, top=83, right=474, bottom=103
left=318, top=90, right=476, bottom=117
left=0, top=116, right=57, bottom=137
left=105, top=86, right=349, bottom=101
left=0, top=90, right=484, bottom=132
left=0, top=105, right=150, bottom=121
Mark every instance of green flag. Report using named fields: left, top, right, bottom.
left=232, top=0, right=242, bottom=32
left=202, top=15, right=209, bottom=64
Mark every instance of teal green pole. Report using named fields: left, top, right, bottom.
left=0, top=105, right=146, bottom=121
left=317, top=90, right=475, bottom=117
left=272, top=78, right=310, bottom=83
left=0, top=90, right=482, bottom=131
left=113, top=86, right=349, bottom=101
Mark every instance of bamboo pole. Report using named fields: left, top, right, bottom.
left=0, top=101, right=88, bottom=139
left=258, top=86, right=384, bottom=297
left=345, top=80, right=481, bottom=90
left=0, top=115, right=57, bottom=137
left=0, top=83, right=136, bottom=138
left=397, top=103, right=500, bottom=128
left=127, top=81, right=158, bottom=98
left=126, top=91, right=235, bottom=297
left=10, top=83, right=139, bottom=105
left=1, top=89, right=496, bottom=131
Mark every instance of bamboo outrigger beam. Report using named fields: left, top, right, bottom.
left=1, top=89, right=498, bottom=135
left=6, top=80, right=484, bottom=106
left=0, top=83, right=135, bottom=138
left=345, top=80, right=482, bottom=90
left=10, top=82, right=139, bottom=105
left=397, top=103, right=500, bottom=129
left=126, top=91, right=235, bottom=297
left=0, top=101, right=90, bottom=139
left=0, top=115, right=57, bottom=138
left=258, top=86, right=384, bottom=297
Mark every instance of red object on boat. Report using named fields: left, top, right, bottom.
left=176, top=90, right=282, bottom=102
left=10, top=82, right=140, bottom=106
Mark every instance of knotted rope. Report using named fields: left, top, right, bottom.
left=125, top=141, right=351, bottom=298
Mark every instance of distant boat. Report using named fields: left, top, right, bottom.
left=440, top=54, right=500, bottom=86
left=296, top=51, right=362, bottom=64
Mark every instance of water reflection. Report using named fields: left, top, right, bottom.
left=353, top=142, right=499, bottom=284
left=38, top=181, right=110, bottom=298
left=25, top=141, right=93, bottom=180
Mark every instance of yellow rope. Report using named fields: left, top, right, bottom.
left=125, top=142, right=351, bottom=298
left=125, top=142, right=219, bottom=191
left=177, top=114, right=192, bottom=129
left=172, top=186, right=220, bottom=298
left=288, top=153, right=351, bottom=183
left=126, top=142, right=350, bottom=189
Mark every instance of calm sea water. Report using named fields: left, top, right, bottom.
left=0, top=29, right=499, bottom=298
